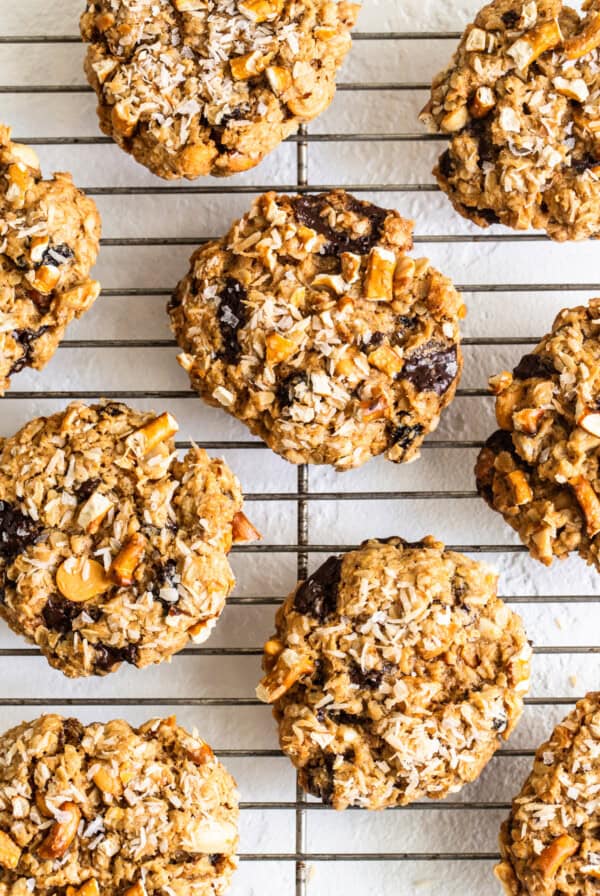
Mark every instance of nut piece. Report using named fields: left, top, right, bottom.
left=364, top=247, right=396, bottom=301
left=256, top=648, right=314, bottom=703
left=534, top=834, right=579, bottom=879
left=38, top=802, right=81, bottom=860
left=67, top=881, right=100, bottom=896
left=506, top=470, right=533, bottom=506
left=570, top=477, right=600, bottom=537
left=360, top=394, right=389, bottom=422
left=78, top=491, right=114, bottom=534
left=26, top=264, right=61, bottom=295
left=123, top=885, right=147, bottom=896
left=110, top=533, right=146, bottom=586
left=232, top=511, right=262, bottom=543
left=0, top=831, right=21, bottom=870
left=93, top=765, right=122, bottom=797
left=507, top=19, right=563, bottom=69
left=553, top=76, right=589, bottom=102
left=133, top=412, right=179, bottom=456
left=186, top=741, right=215, bottom=765
left=190, top=819, right=238, bottom=854
left=238, top=0, right=283, bottom=23
left=266, top=65, right=292, bottom=94
left=440, top=105, right=469, bottom=132
left=564, top=14, right=600, bottom=60
left=230, top=51, right=271, bottom=81
left=368, top=343, right=404, bottom=377
left=513, top=407, right=545, bottom=435
left=111, top=99, right=140, bottom=138
left=312, top=273, right=347, bottom=295
left=578, top=409, right=600, bottom=438
left=470, top=86, right=496, bottom=118
left=265, top=329, right=304, bottom=365
left=56, top=557, right=112, bottom=603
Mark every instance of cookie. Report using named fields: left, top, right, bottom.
left=475, top=298, right=600, bottom=570
left=0, top=714, right=238, bottom=895
left=0, top=125, right=101, bottom=394
left=496, top=692, right=600, bottom=895
left=256, top=536, right=531, bottom=810
left=80, top=0, right=360, bottom=180
left=0, top=401, right=259, bottom=677
left=420, top=0, right=600, bottom=240
left=169, top=190, right=465, bottom=470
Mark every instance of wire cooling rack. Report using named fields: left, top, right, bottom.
left=2, top=4, right=600, bottom=894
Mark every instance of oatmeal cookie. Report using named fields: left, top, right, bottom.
left=169, top=190, right=465, bottom=470
left=420, top=0, right=600, bottom=240
left=496, top=692, right=600, bottom=895
left=0, top=126, right=101, bottom=394
left=80, top=0, right=360, bottom=180
left=0, top=401, right=259, bottom=677
left=0, top=714, right=238, bottom=895
left=256, top=536, right=531, bottom=809
left=476, top=298, right=600, bottom=570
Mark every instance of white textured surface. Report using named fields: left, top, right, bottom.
left=0, top=2, right=598, bottom=893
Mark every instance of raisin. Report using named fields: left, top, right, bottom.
left=477, top=208, right=501, bottom=224
left=350, top=661, right=395, bottom=689
left=387, top=422, right=424, bottom=450
left=153, top=559, right=180, bottom=613
left=368, top=330, right=385, bottom=347
left=292, top=194, right=388, bottom=256
left=74, top=477, right=101, bottom=503
left=512, top=353, right=556, bottom=380
left=294, top=555, right=342, bottom=622
left=400, top=342, right=459, bottom=395
left=42, top=596, right=81, bottom=633
left=501, top=9, right=519, bottom=26
left=62, top=717, right=84, bottom=746
left=25, top=288, right=53, bottom=310
left=10, top=326, right=50, bottom=375
left=395, top=315, right=417, bottom=331
left=0, top=501, right=42, bottom=559
left=38, top=243, right=74, bottom=268
left=438, top=149, right=455, bottom=179
left=99, top=402, right=126, bottom=418
left=275, top=372, right=307, bottom=409
left=94, top=642, right=139, bottom=672
left=572, top=155, right=600, bottom=174
left=216, top=278, right=248, bottom=365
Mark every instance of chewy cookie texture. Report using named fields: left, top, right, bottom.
left=0, top=714, right=238, bottom=895
left=496, top=692, right=600, bottom=895
left=0, top=401, right=259, bottom=678
left=422, top=0, right=600, bottom=240
left=80, top=0, right=360, bottom=179
left=476, top=298, right=600, bottom=571
left=170, top=190, right=465, bottom=470
left=0, top=126, right=101, bottom=394
left=257, top=536, right=531, bottom=810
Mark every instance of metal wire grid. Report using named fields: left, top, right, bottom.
left=1, top=20, right=599, bottom=893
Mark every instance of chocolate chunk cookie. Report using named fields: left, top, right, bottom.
left=0, top=126, right=101, bottom=393
left=0, top=401, right=259, bottom=677
left=80, top=0, right=360, bottom=179
left=420, top=0, right=600, bottom=240
left=0, top=714, right=238, bottom=894
left=169, top=190, right=465, bottom=470
left=496, top=692, right=600, bottom=895
left=475, top=298, right=600, bottom=570
left=257, top=536, right=531, bottom=809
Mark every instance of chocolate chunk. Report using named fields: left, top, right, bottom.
left=216, top=277, right=248, bottom=365
left=62, top=717, right=84, bottom=746
left=0, top=501, right=42, bottom=559
left=153, top=558, right=180, bottom=613
left=94, top=642, right=139, bottom=672
left=25, top=288, right=53, bottom=310
left=276, top=372, right=307, bottom=409
left=438, top=149, right=455, bottom=180
left=571, top=155, right=600, bottom=174
left=501, top=10, right=519, bottom=27
left=512, top=353, right=556, bottom=380
left=400, top=343, right=458, bottom=395
left=387, top=422, right=424, bottom=450
left=74, top=477, right=101, bottom=503
left=292, top=194, right=388, bottom=256
left=483, top=429, right=516, bottom=457
left=10, top=326, right=50, bottom=375
left=38, top=243, right=74, bottom=268
left=294, top=555, right=342, bottom=622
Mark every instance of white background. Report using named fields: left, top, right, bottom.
left=1, top=1, right=599, bottom=892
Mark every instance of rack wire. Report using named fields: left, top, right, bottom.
left=2, top=13, right=600, bottom=895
